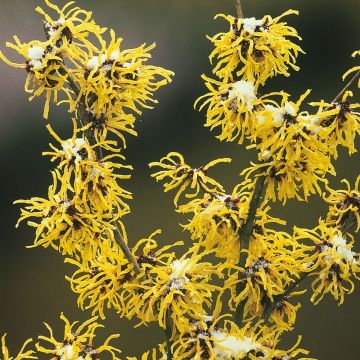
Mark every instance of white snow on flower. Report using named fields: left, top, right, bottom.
left=332, top=235, right=356, bottom=263
left=171, top=259, right=192, bottom=278
left=202, top=315, right=213, bottom=322
left=28, top=46, right=45, bottom=69
left=260, top=150, right=271, bottom=161
left=102, top=64, right=112, bottom=73
left=48, top=27, right=57, bottom=37
left=302, top=261, right=314, bottom=269
left=228, top=80, right=257, bottom=110
left=87, top=56, right=100, bottom=69
left=59, top=344, right=75, bottom=359
left=170, top=277, right=189, bottom=290
left=301, top=114, right=321, bottom=134
left=60, top=200, right=71, bottom=210
left=211, top=330, right=260, bottom=358
left=27, top=46, right=45, bottom=60
left=213, top=194, right=230, bottom=203
left=242, top=17, right=263, bottom=33
left=30, top=59, right=43, bottom=70
left=110, top=50, right=120, bottom=61
left=256, top=114, right=266, bottom=125
left=264, top=104, right=285, bottom=125
left=123, top=61, right=131, bottom=68
left=56, top=17, right=65, bottom=27
left=62, top=138, right=86, bottom=161
left=90, top=166, right=104, bottom=178
left=170, top=259, right=192, bottom=290
left=284, top=102, right=297, bottom=116
left=198, top=332, right=209, bottom=340
left=100, top=53, right=107, bottom=64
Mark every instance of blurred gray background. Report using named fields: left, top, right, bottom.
left=0, top=0, right=359, bottom=358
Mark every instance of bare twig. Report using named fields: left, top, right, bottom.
left=331, top=69, right=360, bottom=104
left=235, top=174, right=266, bottom=325
left=164, top=312, right=173, bottom=359
left=114, top=227, right=141, bottom=274
left=235, top=0, right=244, bottom=18
left=60, top=67, right=141, bottom=274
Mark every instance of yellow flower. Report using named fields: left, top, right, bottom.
left=178, top=180, right=253, bottom=263
left=124, top=244, right=222, bottom=331
left=149, top=152, right=231, bottom=205
left=208, top=10, right=303, bottom=84
left=250, top=204, right=286, bottom=244
left=0, top=0, right=106, bottom=119
left=294, top=222, right=360, bottom=305
left=0, top=37, right=70, bottom=119
left=195, top=76, right=283, bottom=143
left=74, top=29, right=174, bottom=115
left=242, top=90, right=336, bottom=203
left=226, top=230, right=306, bottom=318
left=15, top=170, right=116, bottom=260
left=262, top=290, right=305, bottom=333
left=173, top=315, right=260, bottom=359
left=324, top=176, right=360, bottom=232
left=309, top=91, right=360, bottom=155
left=1, top=335, right=36, bottom=360
left=172, top=311, right=310, bottom=359
left=242, top=158, right=330, bottom=204
left=343, top=50, right=360, bottom=88
left=36, top=313, right=121, bottom=359
left=83, top=109, right=137, bottom=149
left=44, top=122, right=133, bottom=219
left=36, top=0, right=106, bottom=54
left=66, top=240, right=135, bottom=319
left=253, top=90, right=330, bottom=161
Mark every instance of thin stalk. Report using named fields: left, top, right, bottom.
left=235, top=174, right=266, bottom=325
left=164, top=312, right=173, bottom=360
left=114, top=227, right=141, bottom=274
left=331, top=69, right=360, bottom=104
left=263, top=272, right=309, bottom=323
left=60, top=67, right=141, bottom=274
left=235, top=0, right=244, bottom=18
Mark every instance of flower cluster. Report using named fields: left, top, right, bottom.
left=36, top=313, right=121, bottom=359
left=148, top=5, right=359, bottom=359
left=1, top=314, right=123, bottom=360
left=294, top=221, right=360, bottom=305
left=196, top=9, right=360, bottom=203
left=7, top=0, right=172, bottom=268
left=324, top=175, right=360, bottom=231
left=170, top=311, right=310, bottom=359
left=149, top=152, right=231, bottom=205
left=208, top=10, right=303, bottom=84
left=3, top=1, right=360, bottom=359
left=123, top=238, right=222, bottom=331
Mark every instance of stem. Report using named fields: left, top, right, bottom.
left=263, top=272, right=309, bottom=323
left=235, top=174, right=266, bottom=325
left=340, top=212, right=357, bottom=234
left=263, top=213, right=358, bottom=322
left=61, top=68, right=141, bottom=274
left=164, top=312, right=173, bottom=360
left=331, top=69, right=360, bottom=104
left=235, top=0, right=244, bottom=18
left=114, top=226, right=141, bottom=274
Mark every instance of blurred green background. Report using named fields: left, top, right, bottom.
left=0, top=0, right=359, bottom=358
